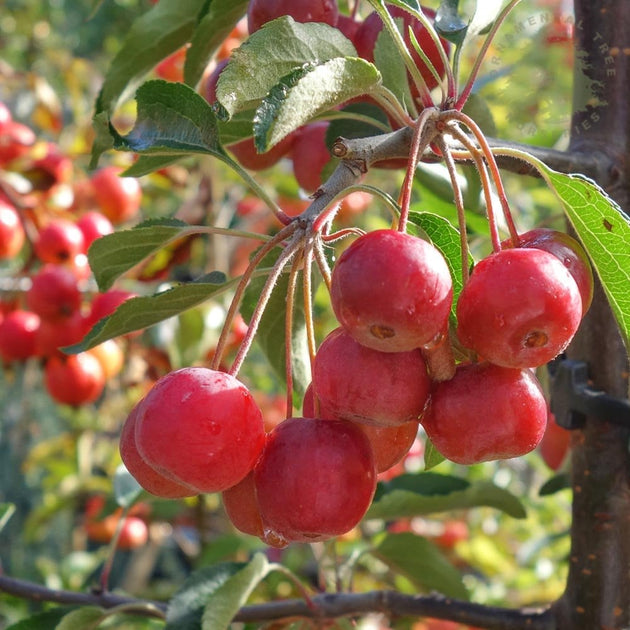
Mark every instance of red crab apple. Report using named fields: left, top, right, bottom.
left=456, top=247, right=583, bottom=368
left=312, top=327, right=431, bottom=426
left=504, top=228, right=594, bottom=314
left=0, top=198, right=25, bottom=259
left=90, top=166, right=142, bottom=224
left=44, top=352, right=106, bottom=406
left=76, top=211, right=114, bottom=251
left=291, top=122, right=331, bottom=193
left=421, top=362, right=548, bottom=465
left=134, top=367, right=265, bottom=493
left=35, top=218, right=85, bottom=264
left=331, top=229, right=453, bottom=352
left=0, top=310, right=40, bottom=362
left=120, top=402, right=197, bottom=498
left=303, top=383, right=420, bottom=473
left=254, top=416, right=376, bottom=544
left=247, top=0, right=339, bottom=33
left=27, top=264, right=82, bottom=321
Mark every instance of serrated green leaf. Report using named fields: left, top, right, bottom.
left=55, top=606, right=105, bottom=630
left=367, top=472, right=527, bottom=519
left=113, top=464, right=143, bottom=508
left=201, top=553, right=270, bottom=630
left=218, top=108, right=258, bottom=146
left=96, top=0, right=208, bottom=114
left=123, top=155, right=182, bottom=178
left=0, top=502, right=15, bottom=533
left=87, top=218, right=193, bottom=291
left=66, top=272, right=231, bottom=352
left=423, top=439, right=446, bottom=470
left=5, top=608, right=77, bottom=630
left=254, top=57, right=381, bottom=151
left=217, top=17, right=357, bottom=116
left=165, top=555, right=269, bottom=630
left=108, top=81, right=226, bottom=159
left=406, top=211, right=471, bottom=317
left=184, top=0, right=248, bottom=87
left=519, top=156, right=630, bottom=351
left=374, top=532, right=468, bottom=599
left=241, top=249, right=311, bottom=395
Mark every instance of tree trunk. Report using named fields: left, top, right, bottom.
left=555, top=1, right=630, bottom=627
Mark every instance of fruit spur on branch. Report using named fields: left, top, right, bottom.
left=117, top=0, right=594, bottom=548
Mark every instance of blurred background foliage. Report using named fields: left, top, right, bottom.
left=0, top=0, right=575, bottom=628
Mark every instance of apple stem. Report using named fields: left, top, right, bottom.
left=454, top=0, right=524, bottom=111
left=210, top=222, right=298, bottom=372
left=98, top=506, right=131, bottom=593
left=422, top=329, right=456, bottom=382
left=444, top=124, right=503, bottom=254
left=229, top=239, right=299, bottom=378
left=397, top=108, right=439, bottom=233
left=283, top=254, right=302, bottom=418
left=433, top=136, right=470, bottom=286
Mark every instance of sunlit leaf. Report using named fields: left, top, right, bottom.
left=66, top=272, right=231, bottom=352
left=374, top=532, right=468, bottom=599
left=253, top=58, right=381, bottom=151
left=0, top=503, right=15, bottom=533
left=217, top=17, right=356, bottom=116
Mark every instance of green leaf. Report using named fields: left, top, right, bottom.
left=184, top=0, right=248, bottom=87
left=5, top=608, right=77, bottom=630
left=521, top=156, right=630, bottom=351
left=253, top=57, right=381, bottom=151
left=367, top=472, right=527, bottom=519
left=107, top=81, right=227, bottom=160
left=67, top=272, right=231, bottom=352
left=241, top=249, right=311, bottom=395
left=0, top=502, right=15, bottom=533
left=373, top=18, right=415, bottom=112
left=96, top=0, right=208, bottom=114
left=374, top=532, right=468, bottom=599
left=423, top=440, right=446, bottom=470
left=435, top=0, right=503, bottom=47
left=406, top=211, right=471, bottom=316
left=218, top=108, right=258, bottom=146
left=113, top=464, right=144, bottom=508
left=87, top=218, right=192, bottom=291
left=217, top=17, right=357, bottom=116
left=201, top=553, right=270, bottom=629
left=539, top=472, right=571, bottom=496
left=55, top=606, right=105, bottom=630
left=326, top=102, right=390, bottom=142
left=123, top=155, right=183, bottom=178
left=165, top=554, right=269, bottom=630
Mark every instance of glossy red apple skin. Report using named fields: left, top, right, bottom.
left=120, top=402, right=198, bottom=498
left=26, top=265, right=82, bottom=322
left=421, top=362, right=548, bottom=465
left=505, top=228, right=594, bottom=315
left=312, top=327, right=431, bottom=427
left=0, top=310, right=41, bottom=362
left=456, top=248, right=582, bottom=368
left=134, top=367, right=266, bottom=493
left=254, top=416, right=376, bottom=544
left=331, top=229, right=453, bottom=352
left=247, top=0, right=339, bottom=33
left=44, top=352, right=106, bottom=406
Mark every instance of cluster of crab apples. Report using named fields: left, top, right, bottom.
left=120, top=223, right=592, bottom=546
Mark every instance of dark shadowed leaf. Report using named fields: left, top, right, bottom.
left=5, top=608, right=78, bottom=630
left=241, top=249, right=311, bottom=395
left=165, top=554, right=269, bottom=630
left=96, top=0, right=209, bottom=114
left=367, top=472, right=527, bottom=519
left=184, top=0, right=249, bottom=87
